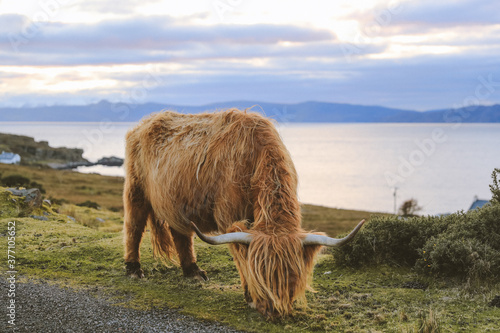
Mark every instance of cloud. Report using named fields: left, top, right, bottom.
left=70, top=0, right=164, bottom=15
left=393, top=0, right=500, bottom=27
left=113, top=49, right=500, bottom=110
left=4, top=47, right=499, bottom=111
left=0, top=14, right=29, bottom=34
left=1, top=1, right=500, bottom=111
left=350, top=0, right=500, bottom=35
left=0, top=14, right=337, bottom=66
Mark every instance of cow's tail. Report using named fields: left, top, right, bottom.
left=148, top=218, right=178, bottom=265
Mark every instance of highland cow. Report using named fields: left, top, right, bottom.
left=123, top=109, right=364, bottom=318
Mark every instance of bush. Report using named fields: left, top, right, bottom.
left=0, top=175, right=46, bottom=193
left=333, top=215, right=447, bottom=267
left=76, top=200, right=100, bottom=209
left=48, top=196, right=69, bottom=206
left=334, top=204, right=500, bottom=281
left=490, top=168, right=500, bottom=205
left=415, top=205, right=500, bottom=280
left=109, top=206, right=123, bottom=212
left=1, top=174, right=31, bottom=187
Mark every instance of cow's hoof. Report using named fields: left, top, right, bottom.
left=192, top=269, right=209, bottom=282
left=244, top=286, right=253, bottom=304
left=183, top=263, right=209, bottom=281
left=125, top=262, right=145, bottom=279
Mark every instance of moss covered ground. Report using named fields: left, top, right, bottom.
left=0, top=166, right=498, bottom=332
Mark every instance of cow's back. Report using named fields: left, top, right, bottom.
left=124, top=109, right=292, bottom=234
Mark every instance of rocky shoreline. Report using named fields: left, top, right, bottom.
left=47, top=156, right=124, bottom=170
left=0, top=132, right=124, bottom=170
left=0, top=132, right=87, bottom=165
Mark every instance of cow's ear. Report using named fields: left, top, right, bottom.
left=303, top=233, right=325, bottom=267
left=303, top=244, right=323, bottom=268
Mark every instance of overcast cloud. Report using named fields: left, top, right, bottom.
left=0, top=0, right=499, bottom=110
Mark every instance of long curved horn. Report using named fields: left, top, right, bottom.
left=302, top=219, right=365, bottom=247
left=191, top=222, right=253, bottom=245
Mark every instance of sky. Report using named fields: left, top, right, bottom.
left=0, top=0, right=499, bottom=110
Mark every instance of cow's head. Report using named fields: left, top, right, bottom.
left=191, top=219, right=365, bottom=318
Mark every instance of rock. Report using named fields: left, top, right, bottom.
left=7, top=188, right=42, bottom=208
left=97, top=156, right=124, bottom=166
left=30, top=215, right=49, bottom=221
left=47, top=155, right=124, bottom=169
left=401, top=281, right=428, bottom=290
left=48, top=161, right=95, bottom=170
left=43, top=199, right=52, bottom=206
left=489, top=295, right=500, bottom=307
left=96, top=217, right=105, bottom=223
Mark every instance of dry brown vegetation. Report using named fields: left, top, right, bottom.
left=0, top=164, right=124, bottom=211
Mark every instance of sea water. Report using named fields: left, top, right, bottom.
left=1, top=122, right=499, bottom=215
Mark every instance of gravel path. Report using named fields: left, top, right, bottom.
left=1, top=278, right=245, bottom=333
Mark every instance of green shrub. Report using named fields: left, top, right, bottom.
left=0, top=175, right=46, bottom=193
left=109, top=206, right=123, bottom=212
left=490, top=168, right=500, bottom=205
left=48, top=196, right=69, bottom=205
left=334, top=204, right=500, bottom=281
left=333, top=215, right=446, bottom=267
left=1, top=174, right=31, bottom=187
left=416, top=205, right=500, bottom=280
left=417, top=236, right=498, bottom=280
left=76, top=200, right=100, bottom=209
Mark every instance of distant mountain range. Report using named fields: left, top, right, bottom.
left=1, top=100, right=499, bottom=123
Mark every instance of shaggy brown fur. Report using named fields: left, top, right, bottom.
left=123, top=109, right=323, bottom=317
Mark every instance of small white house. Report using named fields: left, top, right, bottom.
left=0, top=151, right=21, bottom=164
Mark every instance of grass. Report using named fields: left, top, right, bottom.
left=0, top=163, right=124, bottom=211
left=0, top=166, right=498, bottom=332
left=301, top=204, right=390, bottom=235
left=2, top=216, right=498, bottom=332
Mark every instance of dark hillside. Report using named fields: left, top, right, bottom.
left=2, top=100, right=499, bottom=122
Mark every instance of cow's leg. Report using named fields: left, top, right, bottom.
left=170, top=228, right=208, bottom=281
left=123, top=186, right=151, bottom=278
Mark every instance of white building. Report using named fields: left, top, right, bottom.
left=0, top=151, right=21, bottom=164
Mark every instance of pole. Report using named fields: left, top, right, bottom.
left=393, top=187, right=398, bottom=215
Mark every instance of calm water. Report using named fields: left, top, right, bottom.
left=1, top=122, right=499, bottom=215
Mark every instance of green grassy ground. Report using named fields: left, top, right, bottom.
left=0, top=167, right=498, bottom=332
